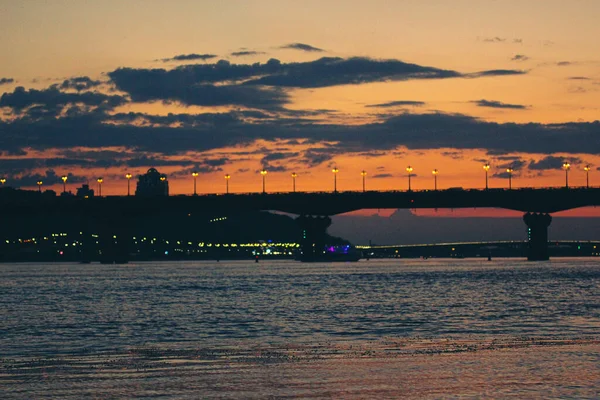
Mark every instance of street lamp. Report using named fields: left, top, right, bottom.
left=506, top=168, right=513, bottom=190
left=192, top=171, right=199, bottom=195
left=483, top=163, right=490, bottom=190
left=125, top=173, right=132, bottom=196
left=406, top=166, right=413, bottom=191
left=97, top=177, right=103, bottom=196
left=361, top=170, right=367, bottom=192
left=61, top=175, right=68, bottom=193
left=432, top=169, right=438, bottom=190
left=0, top=178, right=5, bottom=186
left=37, top=180, right=43, bottom=193
left=225, top=174, right=230, bottom=194
left=291, top=172, right=297, bottom=192
left=260, top=169, right=267, bottom=193
left=584, top=165, right=591, bottom=188
left=562, top=162, right=570, bottom=188
left=332, top=167, right=339, bottom=193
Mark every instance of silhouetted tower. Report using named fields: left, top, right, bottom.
left=135, top=168, right=169, bottom=196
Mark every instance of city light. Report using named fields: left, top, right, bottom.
left=406, top=166, right=413, bottom=191
left=506, top=168, right=514, bottom=190
left=125, top=173, right=132, bottom=196
left=360, top=170, right=367, bottom=192
left=563, top=162, right=570, bottom=188
left=483, top=163, right=490, bottom=190
left=61, top=175, right=67, bottom=194
left=432, top=169, right=439, bottom=191
left=225, top=174, right=231, bottom=194
left=291, top=172, right=298, bottom=192
left=332, top=167, right=339, bottom=192
left=584, top=165, right=591, bottom=188
left=97, top=177, right=103, bottom=197
left=0, top=178, right=5, bottom=186
left=37, top=180, right=43, bottom=193
left=260, top=169, right=267, bottom=193
left=192, top=171, right=199, bottom=196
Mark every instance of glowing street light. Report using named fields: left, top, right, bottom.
left=361, top=170, right=367, bottom=192
left=125, top=173, right=132, bottom=196
left=225, top=174, right=230, bottom=194
left=260, top=169, right=267, bottom=193
left=483, top=163, right=490, bottom=190
left=61, top=175, right=68, bottom=194
left=332, top=167, right=339, bottom=193
left=584, top=165, right=591, bottom=188
left=432, top=169, right=439, bottom=190
left=192, top=171, right=199, bottom=195
left=506, top=168, right=514, bottom=190
left=97, top=177, right=103, bottom=197
left=406, top=166, right=413, bottom=191
left=37, top=180, right=43, bottom=193
left=562, top=162, right=570, bottom=188
left=291, top=172, right=297, bottom=192
left=0, top=178, right=5, bottom=186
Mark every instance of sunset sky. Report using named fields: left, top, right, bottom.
left=1, top=0, right=599, bottom=206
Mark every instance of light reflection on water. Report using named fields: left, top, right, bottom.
left=1, top=259, right=599, bottom=398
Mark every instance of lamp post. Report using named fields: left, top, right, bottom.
left=192, top=171, right=199, bottom=195
left=37, top=180, right=43, bottom=193
left=260, top=169, right=267, bottom=193
left=483, top=163, right=490, bottom=190
left=61, top=175, right=67, bottom=194
left=225, top=174, right=230, bottom=194
left=584, top=165, right=591, bottom=188
left=0, top=178, right=5, bottom=186
left=406, top=166, right=413, bottom=191
left=332, top=167, right=339, bottom=193
left=291, top=172, right=297, bottom=192
left=562, top=162, right=570, bottom=188
left=432, top=169, right=438, bottom=190
left=97, top=177, right=103, bottom=197
left=125, top=173, right=132, bottom=196
left=361, top=170, right=367, bottom=192
left=506, top=168, right=513, bottom=190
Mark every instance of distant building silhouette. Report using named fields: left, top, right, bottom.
left=135, top=168, right=169, bottom=196
left=76, top=184, right=95, bottom=198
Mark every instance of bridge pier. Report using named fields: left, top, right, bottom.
left=296, top=215, right=331, bottom=262
left=523, top=212, right=552, bottom=261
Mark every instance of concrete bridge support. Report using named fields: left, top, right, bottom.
left=296, top=215, right=331, bottom=262
left=523, top=212, right=552, bottom=261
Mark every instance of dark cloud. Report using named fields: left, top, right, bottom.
left=230, top=51, right=266, bottom=57
left=473, top=99, right=528, bottom=109
left=261, top=152, right=300, bottom=163
left=4, top=107, right=600, bottom=168
left=528, top=156, right=581, bottom=170
left=466, top=69, right=526, bottom=78
left=108, top=57, right=525, bottom=105
left=568, top=76, right=590, bottom=80
left=108, top=66, right=288, bottom=109
left=365, top=100, right=426, bottom=108
left=0, top=78, right=14, bottom=85
left=162, top=54, right=218, bottom=62
left=8, top=169, right=87, bottom=188
left=0, top=86, right=127, bottom=113
left=511, top=54, right=529, bottom=61
left=280, top=43, right=324, bottom=52
left=60, top=76, right=102, bottom=91
left=372, top=173, right=393, bottom=178
left=556, top=61, right=572, bottom=66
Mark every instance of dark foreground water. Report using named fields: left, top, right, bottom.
left=1, top=259, right=599, bottom=398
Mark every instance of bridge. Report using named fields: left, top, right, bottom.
left=1, top=186, right=599, bottom=262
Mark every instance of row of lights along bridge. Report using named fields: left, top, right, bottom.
left=0, top=163, right=593, bottom=195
